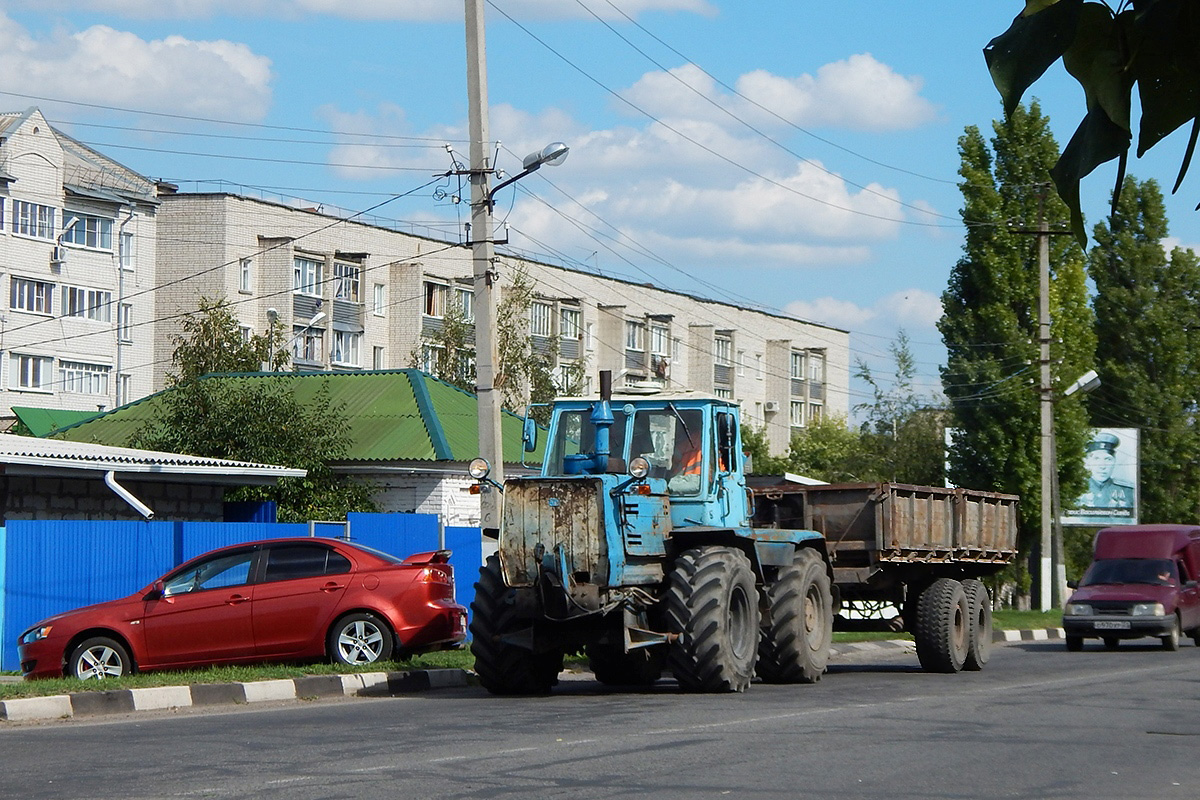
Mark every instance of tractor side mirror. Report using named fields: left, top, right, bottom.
left=522, top=417, right=538, bottom=452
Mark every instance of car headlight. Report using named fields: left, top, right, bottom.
left=1064, top=603, right=1093, bottom=616
left=20, top=625, right=52, bottom=645
left=1131, top=602, right=1165, bottom=616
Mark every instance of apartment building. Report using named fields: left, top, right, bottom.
left=0, top=108, right=160, bottom=419
left=154, top=190, right=848, bottom=455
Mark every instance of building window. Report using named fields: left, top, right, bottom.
left=372, top=284, right=386, bottom=315
left=293, top=256, right=324, bottom=296
left=530, top=301, right=554, bottom=337
left=120, top=231, right=134, bottom=271
left=715, top=387, right=732, bottom=399
left=62, top=286, right=112, bottom=322
left=292, top=327, right=323, bottom=362
left=60, top=361, right=110, bottom=395
left=714, top=335, right=732, bottom=366
left=790, top=351, right=806, bottom=380
left=673, top=337, right=682, bottom=360
left=809, top=403, right=823, bottom=423
left=650, top=323, right=669, bottom=355
left=457, top=288, right=474, bottom=322
left=736, top=349, right=746, bottom=376
left=420, top=344, right=442, bottom=373
left=60, top=212, right=113, bottom=250
left=331, top=331, right=361, bottom=366
left=790, top=401, right=804, bottom=427
left=373, top=346, right=385, bottom=370
left=118, top=303, right=134, bottom=343
left=239, top=258, right=253, bottom=292
left=11, top=277, right=53, bottom=314
left=809, top=351, right=825, bottom=383
left=756, top=353, right=763, bottom=380
left=11, top=354, right=53, bottom=391
left=12, top=201, right=55, bottom=239
left=238, top=324, right=254, bottom=343
left=333, top=262, right=361, bottom=302
left=625, top=320, right=645, bottom=351
left=423, top=281, right=449, bottom=317
left=560, top=307, right=581, bottom=341
left=118, top=373, right=131, bottom=406
left=585, top=322, right=595, bottom=351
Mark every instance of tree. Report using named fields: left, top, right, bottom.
left=134, top=298, right=375, bottom=522
left=939, top=103, right=1096, bottom=563
left=166, top=297, right=288, bottom=384
left=1087, top=176, right=1200, bottom=521
left=986, top=0, right=1200, bottom=244
left=410, top=295, right=475, bottom=393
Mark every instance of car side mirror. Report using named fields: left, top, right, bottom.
left=1066, top=579, right=1078, bottom=590
left=144, top=580, right=165, bottom=601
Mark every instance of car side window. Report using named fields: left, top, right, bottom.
left=264, top=544, right=351, bottom=582
left=163, top=551, right=255, bottom=596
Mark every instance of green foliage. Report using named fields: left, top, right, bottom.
left=986, top=0, right=1200, bottom=244
left=786, top=416, right=874, bottom=482
left=1087, top=176, right=1200, bottom=522
left=167, top=296, right=288, bottom=384
left=411, top=295, right=476, bottom=393
left=135, top=299, right=375, bottom=522
left=940, top=104, right=1095, bottom=556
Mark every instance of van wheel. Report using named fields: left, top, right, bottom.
left=1065, top=636, right=1083, bottom=652
left=1103, top=637, right=1120, bottom=650
left=1162, top=615, right=1181, bottom=651
left=1190, top=630, right=1200, bottom=647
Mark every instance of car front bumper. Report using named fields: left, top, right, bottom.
left=1063, top=614, right=1175, bottom=640
left=18, top=638, right=65, bottom=680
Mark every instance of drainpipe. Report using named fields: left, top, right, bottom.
left=104, top=471, right=155, bottom=520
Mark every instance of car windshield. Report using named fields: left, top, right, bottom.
left=1081, top=558, right=1176, bottom=587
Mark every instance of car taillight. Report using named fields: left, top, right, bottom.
left=419, top=566, right=452, bottom=584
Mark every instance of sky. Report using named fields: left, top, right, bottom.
left=4, top=1, right=1200, bottom=412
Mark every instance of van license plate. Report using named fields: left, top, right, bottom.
left=1094, top=621, right=1131, bottom=630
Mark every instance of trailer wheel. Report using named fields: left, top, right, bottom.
left=1065, top=636, right=1083, bottom=652
left=470, top=555, right=563, bottom=695
left=961, top=579, right=992, bottom=671
left=914, top=578, right=969, bottom=673
left=757, top=548, right=832, bottom=684
left=664, top=546, right=760, bottom=692
left=586, top=643, right=665, bottom=686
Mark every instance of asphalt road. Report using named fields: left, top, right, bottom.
left=4, top=639, right=1199, bottom=800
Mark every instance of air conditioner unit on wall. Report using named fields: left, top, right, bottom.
left=764, top=401, right=781, bottom=413
left=50, top=246, right=65, bottom=271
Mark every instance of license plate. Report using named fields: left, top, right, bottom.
left=1094, top=620, right=1131, bottom=630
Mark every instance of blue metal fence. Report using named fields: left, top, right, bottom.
left=0, top=514, right=482, bottom=672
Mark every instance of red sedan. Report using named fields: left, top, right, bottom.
left=18, top=538, right=467, bottom=680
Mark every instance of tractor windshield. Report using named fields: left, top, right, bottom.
left=546, top=408, right=628, bottom=475
left=629, top=408, right=705, bottom=495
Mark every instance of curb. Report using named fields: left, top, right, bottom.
left=828, top=627, right=1066, bottom=658
left=0, top=668, right=470, bottom=723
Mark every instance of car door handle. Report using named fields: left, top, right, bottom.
left=320, top=582, right=346, bottom=592
left=225, top=594, right=250, bottom=605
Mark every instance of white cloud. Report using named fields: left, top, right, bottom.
left=785, top=289, right=942, bottom=332
left=13, top=0, right=715, bottom=21
left=0, top=14, right=272, bottom=120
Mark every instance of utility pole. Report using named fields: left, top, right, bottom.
left=465, top=0, right=505, bottom=535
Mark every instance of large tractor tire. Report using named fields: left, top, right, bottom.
left=914, top=578, right=969, bottom=673
left=757, top=548, right=832, bottom=684
left=586, top=642, right=665, bottom=687
left=961, top=578, right=992, bottom=671
left=664, top=546, right=761, bottom=693
left=470, top=555, right=563, bottom=695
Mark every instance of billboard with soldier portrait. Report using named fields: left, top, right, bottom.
left=1062, top=428, right=1139, bottom=527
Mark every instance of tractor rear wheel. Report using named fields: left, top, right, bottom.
left=664, top=546, right=760, bottom=692
left=470, top=555, right=563, bottom=695
left=757, top=548, right=832, bottom=684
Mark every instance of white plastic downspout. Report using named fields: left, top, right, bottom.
left=104, top=471, right=155, bottom=520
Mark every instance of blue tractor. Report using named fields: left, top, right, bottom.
left=468, top=371, right=834, bottom=694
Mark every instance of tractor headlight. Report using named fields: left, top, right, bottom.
left=1131, top=602, right=1165, bottom=616
left=629, top=456, right=650, bottom=479
left=468, top=457, right=491, bottom=480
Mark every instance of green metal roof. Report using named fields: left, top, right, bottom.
left=47, top=370, right=536, bottom=465
left=11, top=407, right=103, bottom=438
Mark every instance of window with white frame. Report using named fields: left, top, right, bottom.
left=238, top=325, right=253, bottom=343
left=373, top=346, right=385, bottom=370
left=625, top=320, right=645, bottom=351
left=0, top=197, right=5, bottom=229
left=560, top=307, right=581, bottom=341
left=373, top=283, right=386, bottom=315
left=59, top=213, right=113, bottom=250
left=736, top=349, right=746, bottom=376
left=790, top=401, right=805, bottom=427
left=120, top=231, right=134, bottom=270
left=118, top=303, right=134, bottom=343
left=292, top=327, right=323, bottom=362
left=790, top=350, right=806, bottom=379
left=423, top=281, right=448, bottom=317
left=333, top=262, right=361, bottom=302
left=118, top=373, right=131, bottom=406
left=650, top=323, right=669, bottom=355
left=809, top=351, right=825, bottom=383
left=11, top=277, right=53, bottom=314
left=239, top=258, right=253, bottom=293
left=331, top=330, right=361, bottom=366
left=530, top=300, right=554, bottom=337
left=12, top=201, right=54, bottom=239
left=672, top=337, right=682, bottom=360
left=420, top=344, right=442, bottom=373
left=62, top=286, right=112, bottom=322
left=714, top=334, right=732, bottom=366
left=755, top=353, right=763, bottom=380
left=557, top=364, right=578, bottom=394
left=585, top=322, right=595, bottom=351
left=456, top=287, right=474, bottom=322
left=809, top=403, right=823, bottom=423
left=11, top=354, right=53, bottom=391
left=715, top=387, right=732, bottom=399
left=293, top=256, right=324, bottom=296
left=60, top=361, right=110, bottom=395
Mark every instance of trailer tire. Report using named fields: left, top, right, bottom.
left=586, top=643, right=665, bottom=686
left=470, top=555, right=563, bottom=695
left=757, top=548, right=832, bottom=684
left=961, top=579, right=992, bottom=671
left=665, top=546, right=760, bottom=693
left=914, top=578, right=969, bottom=673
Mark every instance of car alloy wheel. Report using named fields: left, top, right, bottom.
left=331, top=613, right=393, bottom=665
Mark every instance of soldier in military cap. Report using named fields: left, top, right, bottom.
left=1080, top=432, right=1135, bottom=509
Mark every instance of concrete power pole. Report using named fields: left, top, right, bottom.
left=1036, top=190, right=1053, bottom=613
left=465, top=0, right=505, bottom=535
